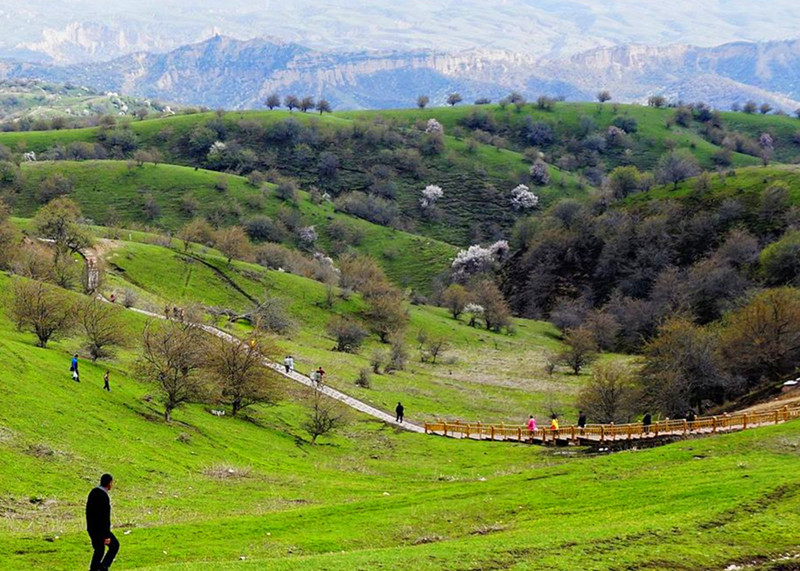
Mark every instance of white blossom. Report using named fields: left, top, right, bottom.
left=420, top=184, right=444, bottom=209
left=489, top=240, right=510, bottom=260
left=510, top=184, right=539, bottom=210
left=760, top=132, right=774, bottom=151
left=464, top=303, right=485, bottom=316
left=529, top=159, right=550, bottom=186
left=208, top=141, right=227, bottom=156
left=425, top=118, right=444, bottom=134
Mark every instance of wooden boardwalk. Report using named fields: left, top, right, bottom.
left=424, top=405, right=800, bottom=446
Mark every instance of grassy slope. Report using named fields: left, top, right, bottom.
left=11, top=161, right=457, bottom=294
left=99, top=237, right=581, bottom=424
left=0, top=279, right=799, bottom=570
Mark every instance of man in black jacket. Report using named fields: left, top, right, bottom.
left=86, top=473, right=119, bottom=571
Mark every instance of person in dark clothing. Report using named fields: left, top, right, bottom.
left=103, top=371, right=111, bottom=392
left=86, top=473, right=119, bottom=571
left=642, top=412, right=652, bottom=434
left=395, top=402, right=404, bottom=423
left=577, top=411, right=587, bottom=428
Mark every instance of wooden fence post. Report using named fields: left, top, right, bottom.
left=627, top=425, right=632, bottom=440
left=600, top=425, right=605, bottom=443
left=783, top=406, right=789, bottom=422
left=518, top=427, right=522, bottom=442
left=477, top=421, right=482, bottom=440
left=654, top=422, right=659, bottom=437
left=775, top=411, right=780, bottom=425
left=466, top=424, right=471, bottom=439
left=743, top=414, right=748, bottom=430
left=443, top=422, right=448, bottom=437
left=571, top=426, right=576, bottom=443
left=712, top=416, right=717, bottom=434
left=490, top=426, right=495, bottom=441
left=683, top=419, right=688, bottom=436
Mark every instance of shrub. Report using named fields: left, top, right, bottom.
left=326, top=316, right=368, bottom=353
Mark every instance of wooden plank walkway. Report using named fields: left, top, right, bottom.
left=424, top=405, right=800, bottom=445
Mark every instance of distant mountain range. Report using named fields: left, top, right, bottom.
left=1, top=35, right=800, bottom=111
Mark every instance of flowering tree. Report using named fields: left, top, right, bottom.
left=420, top=184, right=444, bottom=209
left=298, top=226, right=318, bottom=248
left=464, top=303, right=485, bottom=327
left=529, top=159, right=551, bottom=186
left=760, top=132, right=775, bottom=166
left=425, top=118, right=444, bottom=134
left=510, top=184, right=539, bottom=210
left=451, top=240, right=508, bottom=279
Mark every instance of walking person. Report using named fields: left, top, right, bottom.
left=103, top=370, right=111, bottom=392
left=578, top=410, right=587, bottom=435
left=315, top=366, right=326, bottom=386
left=550, top=415, right=559, bottom=432
left=526, top=415, right=537, bottom=440
left=284, top=356, right=291, bottom=374
left=642, top=412, right=652, bottom=434
left=71, top=354, right=80, bottom=383
left=395, top=402, right=404, bottom=423
left=86, top=473, right=120, bottom=571
left=288, top=355, right=294, bottom=373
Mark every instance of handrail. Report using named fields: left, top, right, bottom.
left=423, top=404, right=800, bottom=444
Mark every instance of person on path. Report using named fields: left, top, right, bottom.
left=86, top=473, right=120, bottom=571
left=395, top=402, right=404, bottom=423
left=526, top=415, right=537, bottom=438
left=103, top=371, right=111, bottom=392
left=315, top=367, right=326, bottom=386
left=578, top=411, right=587, bottom=433
left=71, top=354, right=80, bottom=383
left=642, top=412, right=652, bottom=434
left=288, top=356, right=294, bottom=373
left=550, top=416, right=559, bottom=431
left=284, top=356, right=291, bottom=374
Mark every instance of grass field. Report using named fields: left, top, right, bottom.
left=1, top=274, right=799, bottom=570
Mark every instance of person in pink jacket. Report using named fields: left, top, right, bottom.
left=526, top=415, right=537, bottom=438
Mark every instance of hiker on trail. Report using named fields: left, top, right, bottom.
left=86, top=473, right=120, bottom=571
left=288, top=356, right=294, bottom=373
left=396, top=402, right=404, bottom=423
left=103, top=371, right=111, bottom=392
left=315, top=367, right=326, bottom=385
left=578, top=411, right=587, bottom=430
left=284, top=356, right=292, bottom=374
left=527, top=415, right=537, bottom=437
left=642, top=412, right=652, bottom=434
left=109, top=294, right=116, bottom=304
left=164, top=305, right=171, bottom=319
left=71, top=354, right=80, bottom=383
left=550, top=416, right=559, bottom=431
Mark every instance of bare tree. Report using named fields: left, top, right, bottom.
left=558, top=327, right=598, bottom=375
left=420, top=335, right=449, bottom=364
left=10, top=279, right=74, bottom=348
left=442, top=283, right=470, bottom=319
left=284, top=95, right=299, bottom=112
left=302, top=387, right=348, bottom=444
left=205, top=333, right=281, bottom=416
left=299, top=96, right=315, bottom=113
left=137, top=320, right=209, bottom=421
left=446, top=93, right=463, bottom=106
left=597, top=90, right=612, bottom=104
left=77, top=297, right=126, bottom=360
left=32, top=197, right=91, bottom=263
left=417, top=95, right=430, bottom=109
left=577, top=361, right=641, bottom=424
left=265, top=93, right=281, bottom=110
left=316, top=99, right=332, bottom=114
left=214, top=226, right=251, bottom=264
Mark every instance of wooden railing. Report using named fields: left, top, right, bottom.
left=423, top=404, right=800, bottom=445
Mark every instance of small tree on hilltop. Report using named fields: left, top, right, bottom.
left=284, top=95, right=299, bottom=112
left=316, top=99, right=332, bottom=115
left=205, top=332, right=282, bottom=417
left=417, top=95, right=430, bottom=109
left=303, top=386, right=348, bottom=444
left=420, top=184, right=444, bottom=209
left=742, top=100, right=757, bottom=114
left=442, top=283, right=470, bottom=319
left=558, top=327, right=598, bottom=375
left=365, top=291, right=409, bottom=343
left=420, top=334, right=449, bottom=364
left=760, top=103, right=773, bottom=115
left=265, top=93, right=281, bottom=110
left=10, top=279, right=74, bottom=348
left=472, top=279, right=512, bottom=332
left=178, top=218, right=215, bottom=252
left=299, top=96, right=315, bottom=113
left=656, top=150, right=700, bottom=189
left=529, top=159, right=551, bottom=186
left=77, top=297, right=126, bottom=361
left=447, top=93, right=463, bottom=107
left=137, top=319, right=209, bottom=422
left=597, top=91, right=611, bottom=104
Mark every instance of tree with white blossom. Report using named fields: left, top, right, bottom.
left=760, top=132, right=775, bottom=166
left=420, top=184, right=444, bottom=209
left=510, top=184, right=539, bottom=210
left=451, top=240, right=509, bottom=280
left=425, top=118, right=444, bottom=135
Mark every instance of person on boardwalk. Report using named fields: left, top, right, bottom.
left=288, top=356, right=294, bottom=373
left=526, top=415, right=537, bottom=438
left=315, top=366, right=326, bottom=386
left=642, top=412, right=652, bottom=434
left=578, top=411, right=587, bottom=429
left=86, top=473, right=120, bottom=571
left=284, top=356, right=292, bottom=374
left=103, top=370, right=111, bottom=392
left=550, top=416, right=559, bottom=431
left=395, top=402, right=404, bottom=423
left=71, top=354, right=80, bottom=383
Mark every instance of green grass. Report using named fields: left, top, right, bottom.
left=1, top=272, right=799, bottom=570
left=10, top=161, right=457, bottom=294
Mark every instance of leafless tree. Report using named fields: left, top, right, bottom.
left=10, top=279, right=74, bottom=348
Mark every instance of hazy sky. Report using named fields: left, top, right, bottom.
left=1, top=0, right=799, bottom=62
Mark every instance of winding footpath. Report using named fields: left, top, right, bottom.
left=83, top=247, right=424, bottom=433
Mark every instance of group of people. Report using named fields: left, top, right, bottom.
left=283, top=355, right=295, bottom=373
left=526, top=410, right=589, bottom=435
left=164, top=305, right=185, bottom=322
left=69, top=355, right=111, bottom=391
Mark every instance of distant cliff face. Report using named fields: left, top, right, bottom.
left=2, top=36, right=799, bottom=111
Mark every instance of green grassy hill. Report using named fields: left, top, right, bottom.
left=7, top=160, right=456, bottom=293
left=1, top=272, right=799, bottom=570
